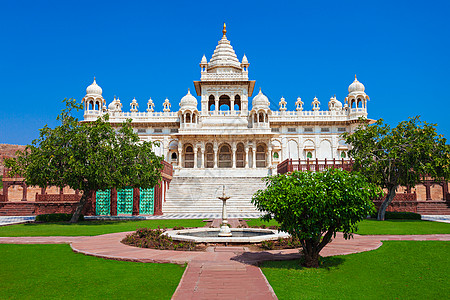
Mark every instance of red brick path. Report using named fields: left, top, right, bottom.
left=1, top=233, right=449, bottom=299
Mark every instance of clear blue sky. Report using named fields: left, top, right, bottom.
left=1, top=0, right=449, bottom=145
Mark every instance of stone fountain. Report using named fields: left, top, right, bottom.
left=218, top=185, right=232, bottom=237
left=164, top=185, right=289, bottom=243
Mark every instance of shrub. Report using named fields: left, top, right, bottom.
left=122, top=227, right=196, bottom=251
left=370, top=211, right=421, bottom=220
left=36, top=213, right=84, bottom=223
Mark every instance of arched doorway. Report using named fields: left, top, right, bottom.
left=236, top=143, right=245, bottom=168
left=219, top=95, right=231, bottom=111
left=205, top=143, right=214, bottom=168
left=184, top=145, right=194, bottom=168
left=218, top=144, right=232, bottom=168
left=256, top=144, right=266, bottom=168
left=208, top=95, right=215, bottom=111
left=234, top=95, right=241, bottom=111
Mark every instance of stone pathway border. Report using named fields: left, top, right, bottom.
left=1, top=232, right=449, bottom=299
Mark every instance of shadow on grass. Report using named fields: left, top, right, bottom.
left=260, top=255, right=346, bottom=270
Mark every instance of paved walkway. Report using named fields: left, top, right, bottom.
left=2, top=232, right=449, bottom=299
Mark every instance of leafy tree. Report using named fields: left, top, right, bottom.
left=5, top=99, right=163, bottom=222
left=252, top=168, right=380, bottom=268
left=343, top=117, right=450, bottom=221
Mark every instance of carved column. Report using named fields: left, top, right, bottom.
left=214, top=147, right=218, bottom=168
left=194, top=148, right=198, bottom=168
left=267, top=146, right=272, bottom=168
left=231, top=99, right=235, bottom=112
left=252, top=147, right=257, bottom=168
left=245, top=147, right=249, bottom=168
left=200, top=148, right=204, bottom=168
left=232, top=145, right=236, bottom=168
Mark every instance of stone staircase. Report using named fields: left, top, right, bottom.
left=163, top=177, right=267, bottom=214
left=417, top=201, right=450, bottom=215
left=0, top=203, right=36, bottom=216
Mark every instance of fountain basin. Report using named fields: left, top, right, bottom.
left=164, top=228, right=289, bottom=243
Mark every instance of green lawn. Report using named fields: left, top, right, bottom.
left=246, top=218, right=450, bottom=235
left=262, top=241, right=449, bottom=299
left=0, top=244, right=184, bottom=299
left=0, top=219, right=205, bottom=237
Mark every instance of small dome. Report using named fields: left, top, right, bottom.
left=328, top=96, right=343, bottom=111
left=201, top=55, right=207, bottom=64
left=348, top=75, right=365, bottom=93
left=252, top=88, right=270, bottom=109
left=86, top=78, right=102, bottom=96
left=179, top=89, right=198, bottom=109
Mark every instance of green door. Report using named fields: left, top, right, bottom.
left=96, top=189, right=111, bottom=216
left=117, top=188, right=133, bottom=214
left=139, top=187, right=154, bottom=215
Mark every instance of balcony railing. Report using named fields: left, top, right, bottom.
left=277, top=158, right=354, bottom=174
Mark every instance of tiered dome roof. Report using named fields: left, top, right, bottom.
left=207, top=24, right=241, bottom=70
left=86, top=78, right=102, bottom=96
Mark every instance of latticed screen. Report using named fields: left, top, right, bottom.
left=96, top=189, right=111, bottom=216
left=139, top=187, right=154, bottom=215
left=117, top=188, right=133, bottom=214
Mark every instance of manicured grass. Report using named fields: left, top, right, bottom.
left=245, top=218, right=279, bottom=227
left=246, top=218, right=450, bottom=235
left=262, top=241, right=450, bottom=299
left=356, top=219, right=450, bottom=235
left=0, top=219, right=205, bottom=237
left=0, top=244, right=184, bottom=299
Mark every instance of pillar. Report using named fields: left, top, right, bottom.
left=200, top=148, right=204, bottom=168
left=425, top=181, right=432, bottom=201
left=59, top=187, right=63, bottom=201
left=22, top=183, right=28, bottom=201
left=215, top=99, right=219, bottom=113
left=268, top=147, right=272, bottom=168
left=245, top=148, right=249, bottom=168
left=232, top=146, right=236, bottom=168
left=252, top=147, right=257, bottom=168
left=3, top=182, right=9, bottom=202
left=178, top=146, right=183, bottom=168
left=231, top=99, right=235, bottom=112
left=110, top=188, right=117, bottom=216
left=194, top=148, right=198, bottom=168
left=132, top=187, right=140, bottom=215
left=154, top=181, right=163, bottom=215
left=214, top=147, right=218, bottom=168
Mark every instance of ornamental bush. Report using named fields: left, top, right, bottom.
left=252, top=168, right=381, bottom=268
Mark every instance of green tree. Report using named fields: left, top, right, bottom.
left=252, top=168, right=380, bottom=268
left=343, top=117, right=450, bottom=221
left=5, top=99, right=164, bottom=222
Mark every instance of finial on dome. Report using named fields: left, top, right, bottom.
left=222, top=23, right=227, bottom=37
left=259, top=87, right=262, bottom=93
left=355, top=74, right=357, bottom=81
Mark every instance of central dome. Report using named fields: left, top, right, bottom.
left=207, top=24, right=241, bottom=70
left=348, top=75, right=365, bottom=93
left=252, top=88, right=270, bottom=109
left=86, top=78, right=102, bottom=96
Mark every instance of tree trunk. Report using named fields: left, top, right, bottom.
left=377, top=185, right=397, bottom=221
left=70, top=192, right=88, bottom=223
left=301, top=238, right=321, bottom=268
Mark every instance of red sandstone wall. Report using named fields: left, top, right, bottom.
left=0, top=144, right=26, bottom=175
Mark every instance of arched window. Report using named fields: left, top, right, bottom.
left=95, top=102, right=100, bottom=110
left=273, top=152, right=279, bottom=159
left=236, top=143, right=245, bottom=168
left=254, top=114, right=258, bottom=123
left=234, top=95, right=241, bottom=111
left=219, top=95, right=231, bottom=111
left=307, top=152, right=313, bottom=159
left=218, top=144, right=232, bottom=168
left=259, top=112, right=264, bottom=123
left=205, top=143, right=214, bottom=168
left=341, top=151, right=346, bottom=158
left=357, top=98, right=362, bottom=108
left=208, top=95, right=215, bottom=111
left=186, top=113, right=191, bottom=123
left=256, top=144, right=266, bottom=168
left=89, top=101, right=94, bottom=110
left=171, top=152, right=178, bottom=160
left=351, top=100, right=356, bottom=109
left=184, top=145, right=194, bottom=168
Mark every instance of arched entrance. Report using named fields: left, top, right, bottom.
left=236, top=143, right=245, bottom=168
left=219, top=95, right=231, bottom=111
left=256, top=144, right=266, bottom=168
left=205, top=143, right=214, bottom=168
left=218, top=144, right=232, bottom=168
left=184, top=145, right=194, bottom=168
